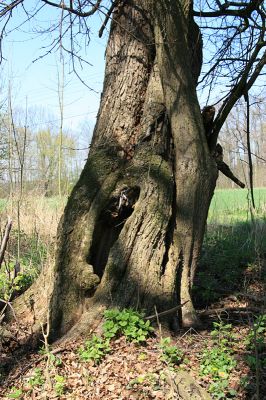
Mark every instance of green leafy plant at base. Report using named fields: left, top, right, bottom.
left=78, top=308, right=153, bottom=366
left=208, top=380, right=237, bottom=400
left=79, top=335, right=111, bottom=364
left=103, top=308, right=154, bottom=343
left=210, top=321, right=236, bottom=349
left=159, top=337, right=183, bottom=366
left=244, top=314, right=266, bottom=371
left=28, top=368, right=45, bottom=388
left=7, top=387, right=23, bottom=399
left=127, top=372, right=158, bottom=389
left=200, top=347, right=237, bottom=399
left=200, top=347, right=236, bottom=378
left=54, top=374, right=66, bottom=396
left=245, top=314, right=266, bottom=352
left=200, top=322, right=237, bottom=399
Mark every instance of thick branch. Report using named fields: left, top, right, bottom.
left=217, top=160, right=245, bottom=188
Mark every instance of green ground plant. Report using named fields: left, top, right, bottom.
left=159, top=337, right=183, bottom=366
left=54, top=374, right=66, bottom=396
left=7, top=387, right=23, bottom=399
left=79, top=308, right=154, bottom=365
left=6, top=362, right=65, bottom=397
left=245, top=314, right=266, bottom=351
left=127, top=372, right=159, bottom=390
left=79, top=335, right=111, bottom=364
left=0, top=228, right=48, bottom=303
left=28, top=368, right=45, bottom=388
left=245, top=314, right=266, bottom=370
left=103, top=308, right=154, bottom=343
left=210, top=321, right=236, bottom=348
left=200, top=321, right=237, bottom=399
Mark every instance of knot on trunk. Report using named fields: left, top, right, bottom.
left=74, top=262, right=101, bottom=292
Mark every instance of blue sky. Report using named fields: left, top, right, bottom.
left=1, top=1, right=108, bottom=139
left=2, top=2, right=264, bottom=139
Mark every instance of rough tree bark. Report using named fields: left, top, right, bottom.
left=14, top=0, right=218, bottom=340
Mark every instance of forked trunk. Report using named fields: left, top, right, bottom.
left=18, top=0, right=218, bottom=340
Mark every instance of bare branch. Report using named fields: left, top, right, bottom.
left=41, top=0, right=102, bottom=17
left=210, top=46, right=266, bottom=149
left=194, top=0, right=265, bottom=19
left=144, top=301, right=189, bottom=321
left=0, top=0, right=23, bottom=18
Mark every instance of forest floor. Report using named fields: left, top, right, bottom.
left=0, top=275, right=265, bottom=400
left=0, top=189, right=265, bottom=399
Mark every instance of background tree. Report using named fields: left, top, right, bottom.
left=0, top=114, right=8, bottom=181
left=217, top=102, right=266, bottom=189
left=35, top=128, right=76, bottom=196
left=0, top=0, right=265, bottom=339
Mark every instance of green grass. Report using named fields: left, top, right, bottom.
left=194, top=187, right=266, bottom=307
left=39, top=195, right=67, bottom=210
left=1, top=188, right=265, bottom=221
left=208, top=188, right=266, bottom=224
left=0, top=198, right=7, bottom=212
left=0, top=196, right=66, bottom=212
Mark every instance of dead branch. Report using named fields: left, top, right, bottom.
left=217, top=159, right=245, bottom=188
left=144, top=301, right=189, bottom=321
left=199, top=306, right=262, bottom=316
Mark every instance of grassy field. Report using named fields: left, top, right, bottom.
left=196, top=187, right=266, bottom=307
left=1, top=187, right=265, bottom=221
left=208, top=187, right=266, bottom=224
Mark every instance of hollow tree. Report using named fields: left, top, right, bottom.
left=1, top=0, right=265, bottom=340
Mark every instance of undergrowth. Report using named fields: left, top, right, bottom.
left=0, top=230, right=48, bottom=301
left=200, top=321, right=237, bottom=399
left=1, top=190, right=265, bottom=399
left=194, top=218, right=266, bottom=307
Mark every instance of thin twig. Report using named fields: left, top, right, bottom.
left=145, top=301, right=189, bottom=321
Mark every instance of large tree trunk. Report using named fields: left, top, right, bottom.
left=15, top=0, right=218, bottom=340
